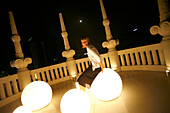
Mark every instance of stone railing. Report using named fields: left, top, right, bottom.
left=30, top=62, right=69, bottom=85
left=0, top=74, right=21, bottom=108
left=0, top=43, right=167, bottom=108
left=118, top=43, right=166, bottom=71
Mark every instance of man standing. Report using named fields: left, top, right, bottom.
left=76, top=37, right=104, bottom=90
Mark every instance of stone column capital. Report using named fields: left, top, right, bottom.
left=102, top=39, right=119, bottom=50
left=62, top=50, right=75, bottom=60
left=150, top=21, right=170, bottom=37
left=10, top=57, right=32, bottom=70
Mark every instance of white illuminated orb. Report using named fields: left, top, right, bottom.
left=13, top=105, right=32, bottom=113
left=60, top=89, right=91, bottom=113
left=21, top=81, right=52, bottom=111
left=90, top=68, right=123, bottom=101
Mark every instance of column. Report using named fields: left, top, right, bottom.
left=150, top=0, right=170, bottom=70
left=99, top=0, right=120, bottom=71
left=59, top=13, right=78, bottom=79
left=9, top=11, right=32, bottom=91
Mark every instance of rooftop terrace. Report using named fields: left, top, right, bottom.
left=1, top=70, right=169, bottom=113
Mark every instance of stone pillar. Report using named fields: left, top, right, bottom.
left=99, top=0, right=120, bottom=71
left=9, top=11, right=32, bottom=90
left=150, top=0, right=170, bottom=70
left=157, top=0, right=170, bottom=23
left=59, top=13, right=78, bottom=79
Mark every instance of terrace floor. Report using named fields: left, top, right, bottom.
left=1, top=70, right=170, bottom=113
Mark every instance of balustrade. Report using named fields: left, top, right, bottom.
left=0, top=43, right=166, bottom=108
left=30, top=62, right=69, bottom=85
left=0, top=74, right=19, bottom=100
left=118, top=43, right=166, bottom=71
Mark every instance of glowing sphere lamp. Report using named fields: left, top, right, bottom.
left=60, top=89, right=91, bottom=113
left=90, top=68, right=123, bottom=101
left=21, top=81, right=52, bottom=111
left=13, top=105, right=32, bottom=113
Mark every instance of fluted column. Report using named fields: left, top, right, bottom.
left=9, top=11, right=32, bottom=90
left=150, top=0, right=170, bottom=70
left=59, top=13, right=77, bottom=79
left=99, top=0, right=120, bottom=71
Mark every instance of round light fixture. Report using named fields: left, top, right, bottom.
left=60, top=89, right=91, bottom=113
left=21, top=81, right=52, bottom=111
left=13, top=105, right=32, bottom=113
left=90, top=68, right=123, bottom=101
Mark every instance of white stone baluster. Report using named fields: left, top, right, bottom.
left=55, top=69, right=60, bottom=79
left=50, top=69, right=55, bottom=80
left=41, top=72, right=46, bottom=81
left=120, top=55, right=125, bottom=66
left=135, top=52, right=141, bottom=65
left=0, top=83, right=6, bottom=99
left=63, top=66, right=68, bottom=77
left=6, top=82, right=13, bottom=97
left=12, top=80, right=19, bottom=94
left=46, top=71, right=51, bottom=82
left=140, top=51, right=146, bottom=65
left=146, top=51, right=152, bottom=65
left=158, top=49, right=165, bottom=65
left=130, top=53, right=135, bottom=65
left=125, top=54, right=130, bottom=66
left=152, top=50, right=159, bottom=65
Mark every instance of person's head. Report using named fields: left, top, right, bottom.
left=81, top=37, right=91, bottom=48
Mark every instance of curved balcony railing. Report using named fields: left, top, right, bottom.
left=0, top=43, right=166, bottom=108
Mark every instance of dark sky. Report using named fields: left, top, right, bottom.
left=1, top=0, right=162, bottom=74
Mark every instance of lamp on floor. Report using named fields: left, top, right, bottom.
left=90, top=68, right=123, bottom=101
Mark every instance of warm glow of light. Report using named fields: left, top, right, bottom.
left=112, top=67, right=117, bottom=70
left=13, top=106, right=32, bottom=113
left=90, top=68, right=123, bottom=101
left=166, top=70, right=169, bottom=77
left=80, top=20, right=82, bottom=23
left=21, top=81, right=52, bottom=111
left=166, top=70, right=169, bottom=73
left=72, top=74, right=76, bottom=77
left=34, top=73, right=38, bottom=79
left=60, top=89, right=91, bottom=113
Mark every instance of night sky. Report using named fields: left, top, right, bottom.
left=1, top=0, right=162, bottom=74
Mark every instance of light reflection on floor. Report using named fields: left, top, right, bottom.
left=1, top=71, right=170, bottom=113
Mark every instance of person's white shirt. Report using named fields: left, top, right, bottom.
left=86, top=45, right=101, bottom=71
